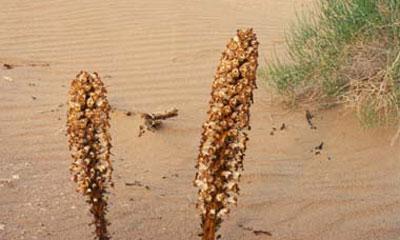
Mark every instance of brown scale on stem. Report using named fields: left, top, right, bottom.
left=194, top=28, right=259, bottom=240
left=67, top=71, right=113, bottom=240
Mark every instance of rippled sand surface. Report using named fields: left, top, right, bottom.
left=1, top=0, right=399, bottom=239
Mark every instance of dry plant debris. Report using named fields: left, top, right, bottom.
left=238, top=224, right=272, bottom=236
left=1, top=61, right=49, bottom=69
left=2, top=63, right=13, bottom=69
left=194, top=28, right=259, bottom=240
left=306, top=110, right=317, bottom=130
left=138, top=107, right=178, bottom=137
left=110, top=107, right=178, bottom=136
left=67, top=71, right=113, bottom=240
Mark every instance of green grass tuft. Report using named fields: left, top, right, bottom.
left=265, top=0, right=400, bottom=126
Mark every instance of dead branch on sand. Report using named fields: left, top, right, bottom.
left=138, top=108, right=178, bottom=137
left=110, top=107, right=179, bottom=137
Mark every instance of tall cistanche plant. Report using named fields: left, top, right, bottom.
left=194, top=28, right=259, bottom=240
left=67, top=71, right=113, bottom=240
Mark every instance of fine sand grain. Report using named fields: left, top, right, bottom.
left=1, top=0, right=399, bottom=239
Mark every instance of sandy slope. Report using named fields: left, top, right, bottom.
left=1, top=0, right=399, bottom=239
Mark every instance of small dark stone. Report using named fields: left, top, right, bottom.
left=315, top=142, right=324, bottom=150
left=3, top=63, right=13, bottom=69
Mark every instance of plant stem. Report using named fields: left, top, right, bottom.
left=203, top=216, right=216, bottom=240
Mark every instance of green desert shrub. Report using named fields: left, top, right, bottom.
left=266, top=0, right=400, bottom=126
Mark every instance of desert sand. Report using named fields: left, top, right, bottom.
left=1, top=0, right=400, bottom=239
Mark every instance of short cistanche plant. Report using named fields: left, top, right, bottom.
left=194, top=28, right=259, bottom=240
left=67, top=71, right=113, bottom=240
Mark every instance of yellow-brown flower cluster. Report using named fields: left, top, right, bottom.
left=67, top=71, right=113, bottom=240
left=194, top=28, right=258, bottom=239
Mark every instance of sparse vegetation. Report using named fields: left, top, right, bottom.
left=67, top=71, right=113, bottom=240
left=194, top=28, right=258, bottom=240
left=266, top=0, right=400, bottom=126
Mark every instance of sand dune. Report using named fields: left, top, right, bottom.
left=1, top=0, right=400, bottom=239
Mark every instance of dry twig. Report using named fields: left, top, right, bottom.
left=138, top=108, right=178, bottom=137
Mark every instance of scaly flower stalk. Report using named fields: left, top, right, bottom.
left=67, top=71, right=113, bottom=240
left=194, top=28, right=259, bottom=240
